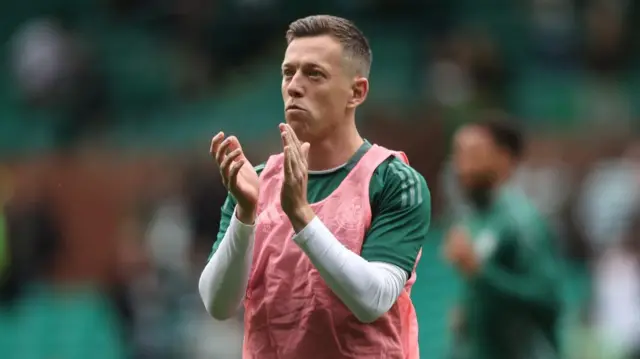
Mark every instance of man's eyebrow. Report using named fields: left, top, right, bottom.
left=282, top=61, right=326, bottom=68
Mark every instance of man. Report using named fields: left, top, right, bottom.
left=444, top=119, right=562, bottom=359
left=199, top=15, right=430, bottom=358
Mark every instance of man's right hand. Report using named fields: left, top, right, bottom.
left=210, top=132, right=259, bottom=224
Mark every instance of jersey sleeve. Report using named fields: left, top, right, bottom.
left=360, top=157, right=431, bottom=275
left=207, top=163, right=265, bottom=260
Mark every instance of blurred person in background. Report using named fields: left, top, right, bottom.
left=444, top=119, right=562, bottom=359
left=592, top=209, right=640, bottom=358
left=199, top=15, right=430, bottom=358
left=576, top=141, right=640, bottom=253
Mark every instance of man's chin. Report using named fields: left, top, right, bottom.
left=285, top=110, right=309, bottom=122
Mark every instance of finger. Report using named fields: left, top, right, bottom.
left=285, top=131, right=306, bottom=178
left=220, top=148, right=243, bottom=180
left=226, top=136, right=242, bottom=152
left=285, top=124, right=302, bottom=149
left=215, top=137, right=234, bottom=165
left=210, top=132, right=224, bottom=158
left=280, top=123, right=302, bottom=153
left=280, top=124, right=290, bottom=148
left=280, top=128, right=299, bottom=162
left=280, top=125, right=306, bottom=179
left=284, top=146, right=295, bottom=180
left=228, top=159, right=245, bottom=188
left=283, top=130, right=299, bottom=155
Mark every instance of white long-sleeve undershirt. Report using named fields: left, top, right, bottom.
left=199, top=210, right=408, bottom=323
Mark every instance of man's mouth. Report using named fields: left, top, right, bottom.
left=286, top=105, right=305, bottom=111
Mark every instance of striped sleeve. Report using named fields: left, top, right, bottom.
left=360, top=157, right=431, bottom=274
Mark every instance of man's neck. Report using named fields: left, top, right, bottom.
left=307, top=124, right=364, bottom=171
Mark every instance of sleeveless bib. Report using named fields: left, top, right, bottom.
left=244, top=144, right=420, bottom=359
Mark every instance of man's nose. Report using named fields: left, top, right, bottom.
left=286, top=74, right=304, bottom=98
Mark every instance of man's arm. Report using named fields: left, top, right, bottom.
left=199, top=195, right=254, bottom=320
left=360, top=158, right=432, bottom=275
left=472, top=222, right=560, bottom=309
left=207, top=195, right=236, bottom=259
left=199, top=165, right=264, bottom=320
left=293, top=158, right=431, bottom=323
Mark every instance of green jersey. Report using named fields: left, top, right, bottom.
left=210, top=141, right=431, bottom=275
left=456, top=187, right=562, bottom=359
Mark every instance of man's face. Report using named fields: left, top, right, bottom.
left=281, top=35, right=355, bottom=142
left=452, top=126, right=503, bottom=201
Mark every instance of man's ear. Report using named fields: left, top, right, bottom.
left=347, top=77, right=369, bottom=109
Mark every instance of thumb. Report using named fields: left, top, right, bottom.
left=301, top=142, right=310, bottom=159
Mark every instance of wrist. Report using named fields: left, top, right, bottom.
left=287, top=204, right=315, bottom=233
left=235, top=204, right=256, bottom=225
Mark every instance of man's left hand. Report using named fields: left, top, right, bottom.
left=279, top=123, right=314, bottom=232
left=444, top=227, right=480, bottom=276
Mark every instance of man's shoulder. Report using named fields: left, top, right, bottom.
left=371, top=156, right=430, bottom=208
left=375, top=156, right=427, bottom=188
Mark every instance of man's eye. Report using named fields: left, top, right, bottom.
left=308, top=70, right=323, bottom=78
left=282, top=69, right=295, bottom=77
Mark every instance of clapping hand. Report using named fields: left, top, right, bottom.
left=210, top=132, right=259, bottom=224
left=279, top=123, right=314, bottom=232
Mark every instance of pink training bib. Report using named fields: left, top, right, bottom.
left=243, top=144, right=420, bottom=359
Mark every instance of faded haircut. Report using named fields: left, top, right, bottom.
left=286, top=15, right=372, bottom=77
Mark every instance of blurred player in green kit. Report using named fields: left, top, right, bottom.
left=444, top=119, right=562, bottom=359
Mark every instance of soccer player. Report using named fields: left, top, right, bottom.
left=198, top=15, right=430, bottom=359
left=444, top=119, right=562, bottom=359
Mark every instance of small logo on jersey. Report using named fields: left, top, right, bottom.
left=474, top=230, right=497, bottom=260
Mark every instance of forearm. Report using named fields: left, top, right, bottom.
left=199, top=208, right=254, bottom=320
left=293, top=216, right=408, bottom=323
